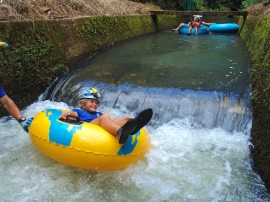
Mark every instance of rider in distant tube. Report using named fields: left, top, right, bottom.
left=187, top=15, right=202, bottom=35
left=171, top=15, right=212, bottom=35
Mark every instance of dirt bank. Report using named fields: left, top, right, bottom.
left=0, top=0, right=155, bottom=21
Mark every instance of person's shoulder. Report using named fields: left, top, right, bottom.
left=72, top=108, right=82, bottom=113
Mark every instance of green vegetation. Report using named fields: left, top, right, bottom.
left=239, top=14, right=270, bottom=124
left=146, top=2, right=161, bottom=9
left=238, top=10, right=270, bottom=190
left=250, top=61, right=270, bottom=114
left=242, top=0, right=262, bottom=8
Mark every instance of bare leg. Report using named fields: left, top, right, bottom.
left=94, top=112, right=151, bottom=135
left=112, top=116, right=133, bottom=126
left=194, top=26, right=198, bottom=35
left=91, top=114, right=136, bottom=144
left=113, top=108, right=153, bottom=135
left=91, top=114, right=120, bottom=135
left=188, top=23, right=192, bottom=35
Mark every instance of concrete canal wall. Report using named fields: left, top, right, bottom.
left=0, top=14, right=177, bottom=115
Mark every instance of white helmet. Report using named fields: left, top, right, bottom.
left=79, top=88, right=101, bottom=101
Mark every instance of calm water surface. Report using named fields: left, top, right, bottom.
left=1, top=27, right=270, bottom=201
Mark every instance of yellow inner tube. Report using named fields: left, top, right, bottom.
left=28, top=109, right=151, bottom=170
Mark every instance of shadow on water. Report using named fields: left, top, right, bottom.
left=45, top=30, right=251, bottom=132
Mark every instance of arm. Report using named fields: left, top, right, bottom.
left=202, top=21, right=213, bottom=26
left=0, top=95, right=22, bottom=121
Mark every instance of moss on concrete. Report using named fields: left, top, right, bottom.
left=239, top=14, right=270, bottom=190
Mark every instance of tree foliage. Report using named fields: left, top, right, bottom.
left=242, top=0, right=262, bottom=8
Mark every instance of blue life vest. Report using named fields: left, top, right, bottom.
left=72, top=108, right=103, bottom=122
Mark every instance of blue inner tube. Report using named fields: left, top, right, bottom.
left=178, top=24, right=209, bottom=35
left=209, top=23, right=239, bottom=33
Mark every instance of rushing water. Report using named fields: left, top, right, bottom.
left=1, top=24, right=270, bottom=201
